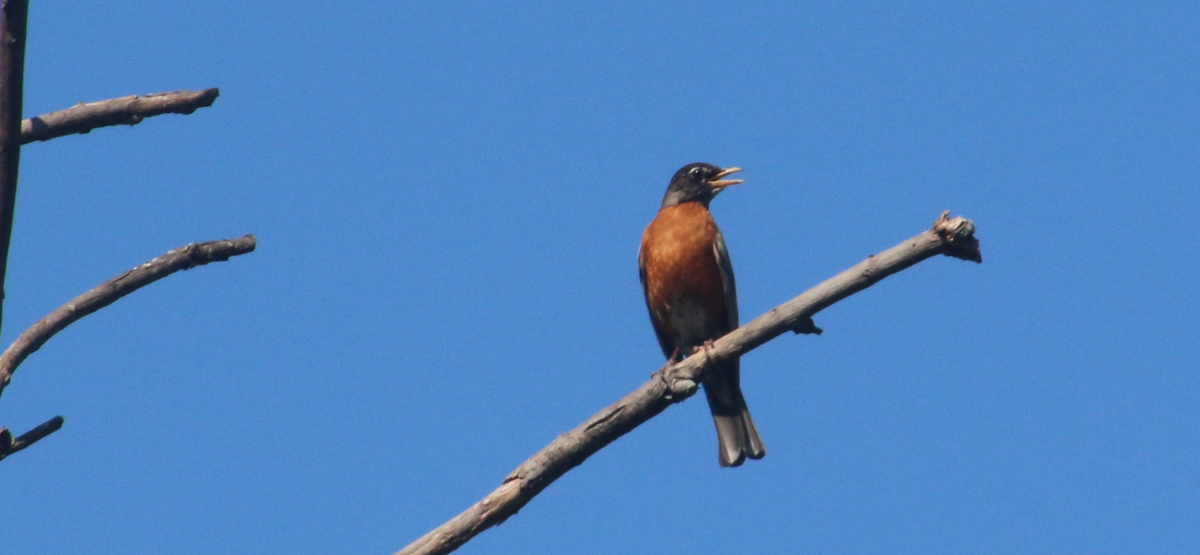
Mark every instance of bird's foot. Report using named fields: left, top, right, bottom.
left=654, top=347, right=684, bottom=378
left=695, top=340, right=717, bottom=365
left=669, top=346, right=684, bottom=364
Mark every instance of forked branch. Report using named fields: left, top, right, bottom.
left=394, top=212, right=981, bottom=555
left=0, top=235, right=257, bottom=401
left=0, top=0, right=229, bottom=464
left=21, top=89, right=220, bottom=144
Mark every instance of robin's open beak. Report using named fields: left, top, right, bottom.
left=708, top=167, right=744, bottom=188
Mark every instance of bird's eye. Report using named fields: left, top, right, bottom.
left=689, top=167, right=702, bottom=179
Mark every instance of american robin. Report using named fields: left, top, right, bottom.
left=638, top=162, right=765, bottom=467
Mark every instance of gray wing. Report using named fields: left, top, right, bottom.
left=708, top=227, right=764, bottom=466
left=712, top=228, right=738, bottom=329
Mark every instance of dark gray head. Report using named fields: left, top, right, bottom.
left=660, top=162, right=744, bottom=209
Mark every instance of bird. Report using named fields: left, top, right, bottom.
left=638, top=162, right=765, bottom=467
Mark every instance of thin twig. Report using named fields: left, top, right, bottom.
left=0, top=414, right=63, bottom=461
left=21, top=88, right=220, bottom=144
left=394, top=212, right=982, bottom=555
left=0, top=0, right=31, bottom=338
left=0, top=235, right=257, bottom=399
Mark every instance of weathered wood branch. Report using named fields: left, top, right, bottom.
left=0, top=235, right=257, bottom=401
left=0, top=0, right=30, bottom=337
left=394, top=212, right=982, bottom=555
left=21, top=88, right=220, bottom=144
left=0, top=414, right=62, bottom=461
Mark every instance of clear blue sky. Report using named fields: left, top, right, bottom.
left=3, top=2, right=1198, bottom=554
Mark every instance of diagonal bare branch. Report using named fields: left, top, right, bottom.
left=0, top=234, right=257, bottom=400
left=0, top=414, right=63, bottom=461
left=21, top=88, right=220, bottom=144
left=393, top=212, right=982, bottom=555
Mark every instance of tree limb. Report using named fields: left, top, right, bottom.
left=394, top=212, right=982, bottom=555
left=21, top=88, right=220, bottom=144
left=0, top=234, right=257, bottom=400
left=0, top=0, right=31, bottom=338
left=0, top=414, right=62, bottom=461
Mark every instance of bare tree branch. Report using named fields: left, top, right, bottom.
left=0, top=0, right=31, bottom=338
left=0, top=414, right=63, bottom=461
left=20, top=88, right=220, bottom=144
left=394, top=212, right=982, bottom=555
left=0, top=235, right=257, bottom=400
